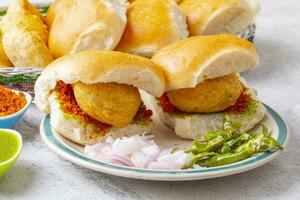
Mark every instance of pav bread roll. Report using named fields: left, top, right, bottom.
left=34, top=51, right=166, bottom=145
left=116, top=0, right=188, bottom=58
left=0, top=34, right=12, bottom=67
left=0, top=0, right=53, bottom=67
left=46, top=0, right=66, bottom=28
left=179, top=0, right=259, bottom=36
left=150, top=34, right=266, bottom=140
left=48, top=0, right=128, bottom=58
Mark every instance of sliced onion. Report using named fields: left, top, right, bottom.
left=102, top=154, right=133, bottom=167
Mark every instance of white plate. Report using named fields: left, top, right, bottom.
left=40, top=103, right=289, bottom=181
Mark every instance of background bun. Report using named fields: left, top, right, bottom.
left=46, top=0, right=67, bottom=28
left=0, top=0, right=53, bottom=68
left=0, top=34, right=12, bottom=67
left=2, top=28, right=54, bottom=67
left=35, top=51, right=166, bottom=113
left=116, top=0, right=188, bottom=58
left=152, top=34, right=259, bottom=90
left=180, top=0, right=259, bottom=35
left=48, top=0, right=128, bottom=58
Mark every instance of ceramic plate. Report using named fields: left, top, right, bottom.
left=40, top=103, right=289, bottom=181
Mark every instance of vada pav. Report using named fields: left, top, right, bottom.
left=34, top=51, right=165, bottom=145
left=151, top=34, right=266, bottom=140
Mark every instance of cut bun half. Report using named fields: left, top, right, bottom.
left=151, top=34, right=259, bottom=90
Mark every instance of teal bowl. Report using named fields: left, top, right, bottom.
left=0, top=129, right=22, bottom=178
left=0, top=90, right=32, bottom=128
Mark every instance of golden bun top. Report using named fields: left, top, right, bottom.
left=152, top=34, right=259, bottom=90
left=34, top=51, right=166, bottom=113
left=7, top=0, right=44, bottom=20
left=46, top=0, right=67, bottom=28
left=116, top=0, right=188, bottom=58
left=0, top=0, right=53, bottom=68
left=48, top=0, right=128, bottom=58
left=0, top=34, right=12, bottom=67
left=180, top=0, right=259, bottom=35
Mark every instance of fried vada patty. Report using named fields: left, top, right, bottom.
left=166, top=74, right=244, bottom=113
left=73, top=82, right=141, bottom=128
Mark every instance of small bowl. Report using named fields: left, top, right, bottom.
left=0, top=90, right=32, bottom=128
left=0, top=129, right=22, bottom=178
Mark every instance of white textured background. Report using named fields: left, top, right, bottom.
left=1, top=0, right=300, bottom=199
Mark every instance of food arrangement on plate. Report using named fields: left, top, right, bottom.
left=0, top=0, right=289, bottom=180
left=34, top=35, right=283, bottom=171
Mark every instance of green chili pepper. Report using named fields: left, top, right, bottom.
left=223, top=115, right=234, bottom=130
left=183, top=152, right=217, bottom=169
left=204, top=130, right=233, bottom=141
left=261, top=123, right=269, bottom=136
left=220, top=133, right=252, bottom=153
left=235, top=133, right=265, bottom=154
left=199, top=151, right=251, bottom=167
left=260, top=137, right=284, bottom=151
left=185, top=119, right=284, bottom=168
left=185, top=135, right=225, bottom=154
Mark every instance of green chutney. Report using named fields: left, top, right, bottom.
left=0, top=130, right=20, bottom=163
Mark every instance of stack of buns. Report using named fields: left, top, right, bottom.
left=0, top=0, right=259, bottom=67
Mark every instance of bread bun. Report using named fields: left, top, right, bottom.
left=179, top=0, right=259, bottom=35
left=34, top=51, right=166, bottom=113
left=0, top=34, right=12, bottom=67
left=0, top=0, right=53, bottom=68
left=152, top=34, right=259, bottom=90
left=46, top=0, right=67, bottom=28
left=116, top=0, right=188, bottom=58
left=2, top=28, right=54, bottom=67
left=48, top=0, right=128, bottom=58
left=149, top=89, right=266, bottom=140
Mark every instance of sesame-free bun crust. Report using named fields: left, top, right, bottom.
left=34, top=51, right=166, bottom=113
left=0, top=0, right=53, bottom=68
left=116, top=0, right=188, bottom=58
left=48, top=0, right=128, bottom=58
left=46, top=0, right=67, bottom=28
left=179, top=0, right=259, bottom=35
left=151, top=34, right=259, bottom=90
left=0, top=34, right=12, bottom=67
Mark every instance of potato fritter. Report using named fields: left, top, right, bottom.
left=166, top=74, right=244, bottom=113
left=73, top=82, right=141, bottom=128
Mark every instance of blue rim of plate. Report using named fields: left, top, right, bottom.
left=41, top=104, right=288, bottom=175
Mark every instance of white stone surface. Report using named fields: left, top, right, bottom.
left=1, top=0, right=300, bottom=199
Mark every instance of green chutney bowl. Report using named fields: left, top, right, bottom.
left=0, top=129, right=22, bottom=178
